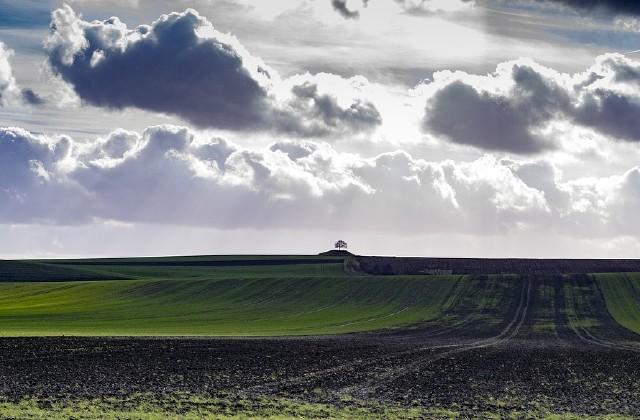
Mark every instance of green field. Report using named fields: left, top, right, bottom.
left=596, top=273, right=640, bottom=334
left=2, top=256, right=640, bottom=337
left=0, top=257, right=465, bottom=336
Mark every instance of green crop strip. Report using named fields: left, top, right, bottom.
left=3, top=257, right=640, bottom=338
left=0, top=258, right=464, bottom=336
left=596, top=273, right=640, bottom=334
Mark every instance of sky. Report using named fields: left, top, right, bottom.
left=3, top=0, right=640, bottom=258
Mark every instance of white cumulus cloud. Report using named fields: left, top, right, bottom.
left=2, top=123, right=640, bottom=239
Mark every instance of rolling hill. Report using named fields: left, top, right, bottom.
left=0, top=255, right=639, bottom=337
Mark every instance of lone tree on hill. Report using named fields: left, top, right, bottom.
left=335, top=240, right=348, bottom=251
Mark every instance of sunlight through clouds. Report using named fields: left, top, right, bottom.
left=2, top=0, right=640, bottom=256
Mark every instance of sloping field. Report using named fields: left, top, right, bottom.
left=0, top=257, right=544, bottom=337
left=596, top=272, right=640, bottom=335
left=0, top=274, right=463, bottom=336
left=2, top=255, right=640, bottom=339
left=0, top=260, right=125, bottom=282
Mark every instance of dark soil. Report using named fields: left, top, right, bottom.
left=355, top=256, right=640, bottom=275
left=1, top=337, right=638, bottom=416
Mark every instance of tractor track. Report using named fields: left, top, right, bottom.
left=339, top=277, right=532, bottom=399
left=569, top=323, right=640, bottom=352
left=242, top=278, right=532, bottom=398
left=381, top=276, right=496, bottom=341
left=565, top=274, right=640, bottom=352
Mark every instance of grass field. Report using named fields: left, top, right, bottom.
left=2, top=256, right=640, bottom=338
left=0, top=256, right=465, bottom=336
left=596, top=273, right=640, bottom=334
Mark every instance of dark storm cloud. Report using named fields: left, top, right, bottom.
left=574, top=90, right=640, bottom=141
left=424, top=61, right=569, bottom=154
left=46, top=6, right=381, bottom=138
left=427, top=81, right=551, bottom=154
left=423, top=54, right=640, bottom=153
left=47, top=7, right=273, bottom=131
left=570, top=54, right=640, bottom=142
